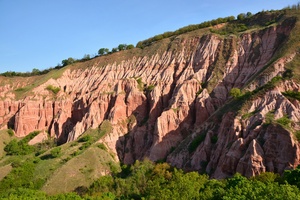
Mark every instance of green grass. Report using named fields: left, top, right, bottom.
left=46, top=85, right=60, bottom=95
left=0, top=164, right=12, bottom=181
left=276, top=115, right=292, bottom=127
left=42, top=147, right=117, bottom=195
left=295, top=131, right=300, bottom=142
left=282, top=90, right=300, bottom=101
left=265, top=111, right=275, bottom=125
left=0, top=130, right=14, bottom=158
left=242, top=110, right=259, bottom=120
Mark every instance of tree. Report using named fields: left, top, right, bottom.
left=229, top=88, right=241, bottom=98
left=283, top=166, right=300, bottom=188
left=82, top=54, right=90, bottom=61
left=237, top=13, right=246, bottom=20
left=31, top=68, right=41, bottom=75
left=246, top=12, right=253, bottom=18
left=111, top=48, right=118, bottom=53
left=50, top=147, right=61, bottom=158
left=98, top=48, right=109, bottom=55
left=61, top=57, right=76, bottom=66
left=118, top=44, right=127, bottom=51
left=126, top=44, right=134, bottom=50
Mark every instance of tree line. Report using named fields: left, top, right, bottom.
left=1, top=160, right=300, bottom=199
left=1, top=6, right=295, bottom=78
left=0, top=43, right=135, bottom=77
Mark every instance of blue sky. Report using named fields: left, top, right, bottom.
left=0, top=0, right=298, bottom=73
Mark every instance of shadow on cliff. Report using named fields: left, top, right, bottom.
left=53, top=97, right=91, bottom=145
left=115, top=89, right=197, bottom=164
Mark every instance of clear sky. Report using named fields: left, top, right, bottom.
left=0, top=0, right=298, bottom=73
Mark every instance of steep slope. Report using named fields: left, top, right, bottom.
left=1, top=9, right=300, bottom=179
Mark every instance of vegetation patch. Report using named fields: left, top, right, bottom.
left=282, top=90, right=300, bottom=101
left=229, top=88, right=242, bottom=98
left=97, top=143, right=107, bottom=151
left=242, top=109, right=259, bottom=120
left=295, top=131, right=300, bottom=142
left=46, top=85, right=60, bottom=95
left=7, top=129, right=14, bottom=136
left=276, top=115, right=291, bottom=127
left=265, top=111, right=275, bottom=125
left=4, top=131, right=40, bottom=155
left=211, top=135, right=218, bottom=144
left=188, top=132, right=207, bottom=153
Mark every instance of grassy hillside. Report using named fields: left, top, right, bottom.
left=0, top=127, right=118, bottom=195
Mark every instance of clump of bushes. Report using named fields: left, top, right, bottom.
left=46, top=85, right=60, bottom=95
left=188, top=132, right=207, bottom=153
left=276, top=115, right=291, bottom=127
left=4, top=131, right=40, bottom=155
left=7, top=129, right=14, bottom=136
left=78, top=135, right=92, bottom=143
left=282, top=90, right=300, bottom=101
left=50, top=147, right=61, bottom=158
left=97, top=143, right=107, bottom=151
left=229, top=88, right=242, bottom=98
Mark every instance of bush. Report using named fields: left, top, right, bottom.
left=211, top=135, right=218, bottom=144
left=46, top=85, right=60, bottom=95
left=276, top=115, right=291, bottom=127
left=282, top=90, right=300, bottom=101
left=50, top=147, right=61, bottom=158
left=78, top=135, right=92, bottom=143
left=61, top=57, right=76, bottom=66
left=97, top=143, right=107, bottom=151
left=7, top=129, right=14, bottom=136
left=229, top=88, right=241, bottom=98
left=4, top=131, right=39, bottom=155
left=188, top=133, right=207, bottom=153
left=295, top=131, right=300, bottom=141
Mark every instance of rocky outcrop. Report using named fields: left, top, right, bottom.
left=0, top=16, right=299, bottom=178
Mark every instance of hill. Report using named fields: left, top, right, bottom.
left=1, top=6, right=300, bottom=197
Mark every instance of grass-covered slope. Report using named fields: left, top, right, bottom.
left=0, top=127, right=118, bottom=195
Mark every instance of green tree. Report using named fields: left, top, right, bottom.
left=118, top=44, right=127, bottom=51
left=111, top=48, right=118, bottom=53
left=237, top=13, right=246, bottom=20
left=283, top=166, right=300, bottom=188
left=31, top=68, right=41, bottom=75
left=229, top=88, right=241, bottom=98
left=50, top=147, right=61, bottom=158
left=98, top=48, right=109, bottom=55
left=126, top=44, right=134, bottom=50
left=61, top=57, right=76, bottom=66
left=82, top=54, right=90, bottom=61
left=246, top=12, right=253, bottom=18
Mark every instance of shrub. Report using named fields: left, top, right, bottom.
left=229, top=88, right=241, bottom=98
left=265, top=111, right=275, bottom=125
left=282, top=90, right=300, bottom=101
left=61, top=57, right=76, bottom=66
left=4, top=131, right=39, bottom=155
left=295, top=131, right=300, bottom=141
left=188, top=133, right=207, bottom=153
left=7, top=129, right=14, bottom=136
left=79, top=141, right=92, bottom=150
left=50, top=147, right=61, bottom=158
left=211, top=135, right=218, bottom=144
left=97, top=143, right=107, bottom=151
left=276, top=115, right=291, bottom=127
left=78, top=135, right=92, bottom=143
left=145, top=85, right=155, bottom=92
left=46, top=85, right=60, bottom=95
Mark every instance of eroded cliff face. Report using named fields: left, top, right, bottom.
left=0, top=17, right=299, bottom=178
